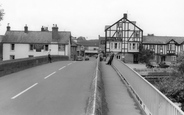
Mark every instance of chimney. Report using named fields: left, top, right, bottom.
left=52, top=24, right=59, bottom=42
left=7, top=23, right=10, bottom=31
left=52, top=24, right=58, bottom=32
left=124, top=13, right=127, bottom=19
left=41, top=26, right=44, bottom=31
left=24, top=24, right=28, bottom=33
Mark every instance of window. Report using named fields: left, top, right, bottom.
left=133, top=43, right=135, bottom=49
left=45, top=45, right=49, bottom=51
left=101, top=40, right=105, bottom=44
left=168, top=41, right=175, bottom=50
left=10, top=55, right=15, bottom=60
left=11, top=44, right=15, bottom=50
left=29, top=55, right=34, bottom=58
left=137, top=43, right=139, bottom=50
left=118, top=43, right=121, bottom=49
left=171, top=56, right=176, bottom=61
left=110, top=42, right=113, bottom=49
left=160, top=45, right=163, bottom=53
left=114, top=43, right=117, bottom=49
left=58, top=45, right=65, bottom=51
left=129, top=43, right=131, bottom=50
left=30, top=44, right=34, bottom=51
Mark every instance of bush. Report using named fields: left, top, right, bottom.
left=155, top=72, right=184, bottom=111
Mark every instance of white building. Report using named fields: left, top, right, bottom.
left=2, top=24, right=71, bottom=61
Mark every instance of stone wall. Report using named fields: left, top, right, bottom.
left=0, top=55, right=68, bottom=77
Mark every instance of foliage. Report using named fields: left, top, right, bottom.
left=177, top=52, right=184, bottom=63
left=0, top=5, right=4, bottom=21
left=155, top=72, right=184, bottom=111
left=178, top=61, right=184, bottom=74
left=138, top=44, right=154, bottom=63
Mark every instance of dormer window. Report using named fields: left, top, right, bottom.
left=167, top=41, right=175, bottom=50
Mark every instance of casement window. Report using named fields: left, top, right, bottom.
left=110, top=43, right=113, bottom=49
left=129, top=43, right=131, bottom=50
left=118, top=43, right=121, bottom=49
left=160, top=45, right=163, bottom=52
left=29, top=55, right=34, bottom=58
left=58, top=44, right=65, bottom=51
left=137, top=43, right=139, bottom=50
left=45, top=45, right=49, bottom=51
left=114, top=43, right=117, bottom=49
left=11, top=44, right=15, bottom=50
left=10, top=55, right=15, bottom=60
left=133, top=43, right=135, bottom=49
left=30, top=44, right=34, bottom=51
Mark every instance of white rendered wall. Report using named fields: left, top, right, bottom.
left=3, top=43, right=68, bottom=61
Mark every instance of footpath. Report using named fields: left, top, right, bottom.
left=101, top=62, right=145, bottom=115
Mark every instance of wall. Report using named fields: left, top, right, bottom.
left=86, top=55, right=108, bottom=115
left=125, top=53, right=133, bottom=63
left=3, top=43, right=69, bottom=61
left=0, top=55, right=68, bottom=77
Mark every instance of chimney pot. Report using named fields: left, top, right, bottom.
left=124, top=13, right=127, bottom=19
left=24, top=24, right=28, bottom=33
left=7, top=23, right=10, bottom=31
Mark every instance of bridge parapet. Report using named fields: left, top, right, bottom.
left=112, top=59, right=184, bottom=115
left=86, top=55, right=107, bottom=115
left=0, top=55, right=68, bottom=77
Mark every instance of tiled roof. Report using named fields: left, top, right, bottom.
left=78, top=40, right=99, bottom=47
left=0, top=35, right=4, bottom=42
left=58, top=31, right=71, bottom=44
left=2, top=31, right=71, bottom=44
left=143, top=36, right=184, bottom=44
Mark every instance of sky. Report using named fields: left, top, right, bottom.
left=0, top=0, right=184, bottom=39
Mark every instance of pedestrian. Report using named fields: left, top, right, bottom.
left=106, top=52, right=114, bottom=65
left=48, top=51, right=52, bottom=63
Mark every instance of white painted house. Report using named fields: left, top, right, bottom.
left=2, top=24, right=71, bottom=61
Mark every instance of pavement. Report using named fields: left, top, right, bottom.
left=101, top=62, right=145, bottom=115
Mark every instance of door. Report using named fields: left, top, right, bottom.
left=133, top=54, right=138, bottom=64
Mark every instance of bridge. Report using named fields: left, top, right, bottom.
left=0, top=56, right=183, bottom=115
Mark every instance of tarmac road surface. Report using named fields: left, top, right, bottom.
left=0, top=60, right=96, bottom=115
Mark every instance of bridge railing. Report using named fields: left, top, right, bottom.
left=112, top=59, right=184, bottom=115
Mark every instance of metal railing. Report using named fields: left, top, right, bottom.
left=113, top=59, right=184, bottom=115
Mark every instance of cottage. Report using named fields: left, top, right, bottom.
left=2, top=24, right=72, bottom=61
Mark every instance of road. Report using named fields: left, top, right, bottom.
left=0, top=60, right=96, bottom=115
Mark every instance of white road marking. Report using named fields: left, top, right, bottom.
left=59, top=66, right=66, bottom=70
left=67, top=63, right=72, bottom=66
left=11, top=83, right=38, bottom=99
left=44, top=71, right=56, bottom=79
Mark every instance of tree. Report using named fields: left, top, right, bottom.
left=0, top=5, right=4, bottom=21
left=138, top=44, right=154, bottom=63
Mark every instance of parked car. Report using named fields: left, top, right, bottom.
left=76, top=56, right=83, bottom=61
left=85, top=56, right=89, bottom=61
left=146, top=61, right=159, bottom=68
left=159, top=61, right=171, bottom=68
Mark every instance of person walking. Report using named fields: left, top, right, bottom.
left=48, top=50, right=52, bottom=63
left=106, top=52, right=114, bottom=65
